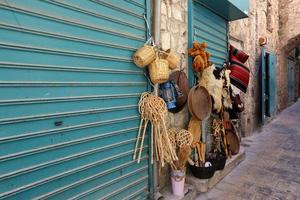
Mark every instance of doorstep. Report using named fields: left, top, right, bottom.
left=186, top=147, right=245, bottom=193
left=160, top=183, right=197, bottom=200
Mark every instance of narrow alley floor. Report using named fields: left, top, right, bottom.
left=196, top=99, right=300, bottom=200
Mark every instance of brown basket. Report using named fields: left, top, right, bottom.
left=165, top=49, right=180, bottom=70
left=133, top=45, right=156, bottom=68
left=148, top=58, right=169, bottom=84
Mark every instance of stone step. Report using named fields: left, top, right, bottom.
left=186, top=147, right=246, bottom=193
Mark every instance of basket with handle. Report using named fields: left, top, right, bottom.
left=133, top=42, right=156, bottom=68
left=165, top=49, right=180, bottom=70
left=148, top=57, right=169, bottom=84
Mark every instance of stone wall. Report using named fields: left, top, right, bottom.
left=229, top=0, right=280, bottom=136
left=277, top=0, right=300, bottom=109
left=159, top=0, right=189, bottom=189
left=160, top=0, right=189, bottom=130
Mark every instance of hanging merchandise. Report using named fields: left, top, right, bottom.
left=148, top=57, right=169, bottom=84
left=159, top=81, right=178, bottom=110
left=133, top=40, right=156, bottom=68
left=188, top=117, right=201, bottom=148
left=222, top=65, right=233, bottom=109
left=165, top=49, right=181, bottom=70
left=229, top=45, right=249, bottom=63
left=188, top=41, right=211, bottom=72
left=133, top=14, right=156, bottom=68
left=229, top=45, right=250, bottom=93
left=223, top=87, right=232, bottom=109
left=188, top=85, right=212, bottom=120
left=223, top=112, right=240, bottom=156
left=133, top=92, right=178, bottom=167
left=231, top=90, right=245, bottom=113
left=187, top=85, right=215, bottom=178
left=169, top=70, right=190, bottom=113
left=198, top=64, right=223, bottom=113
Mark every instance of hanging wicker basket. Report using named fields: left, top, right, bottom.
left=165, top=49, right=180, bottom=70
left=133, top=45, right=156, bottom=68
left=148, top=58, right=169, bottom=84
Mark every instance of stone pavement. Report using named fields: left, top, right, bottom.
left=196, top=99, right=300, bottom=200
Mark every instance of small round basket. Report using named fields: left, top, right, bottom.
left=165, top=49, right=180, bottom=70
left=148, top=58, right=169, bottom=84
left=133, top=45, right=156, bottom=68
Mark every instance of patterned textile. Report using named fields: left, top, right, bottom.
left=229, top=45, right=250, bottom=93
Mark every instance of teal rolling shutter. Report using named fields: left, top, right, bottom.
left=266, top=53, right=276, bottom=117
left=0, top=0, right=150, bottom=199
left=192, top=1, right=228, bottom=68
left=288, top=58, right=296, bottom=103
left=260, top=47, right=266, bottom=123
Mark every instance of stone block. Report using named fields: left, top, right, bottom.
left=170, top=21, right=180, bottom=34
left=161, top=15, right=168, bottom=31
left=171, top=0, right=181, bottom=4
left=181, top=0, right=187, bottom=11
left=161, top=32, right=171, bottom=51
left=161, top=1, right=167, bottom=16
left=180, top=23, right=187, bottom=36
left=172, top=5, right=183, bottom=21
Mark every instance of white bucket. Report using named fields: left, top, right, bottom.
left=171, top=170, right=185, bottom=197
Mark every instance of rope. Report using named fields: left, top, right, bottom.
left=143, top=13, right=154, bottom=46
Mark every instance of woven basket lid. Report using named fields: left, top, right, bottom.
left=224, top=112, right=240, bottom=155
left=226, top=127, right=240, bottom=155
left=169, top=71, right=189, bottom=113
left=188, top=86, right=212, bottom=120
left=188, top=86, right=197, bottom=117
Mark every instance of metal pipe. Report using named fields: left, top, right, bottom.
left=153, top=0, right=160, bottom=96
left=152, top=0, right=161, bottom=199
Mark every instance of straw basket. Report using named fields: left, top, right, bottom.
left=166, top=50, right=180, bottom=70
left=148, top=58, right=169, bottom=84
left=133, top=45, right=156, bottom=68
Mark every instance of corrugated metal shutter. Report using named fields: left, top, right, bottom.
left=288, top=58, right=296, bottom=103
left=0, top=0, right=150, bottom=199
left=193, top=1, right=228, bottom=68
left=260, top=47, right=266, bottom=123
left=266, top=53, right=276, bottom=117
